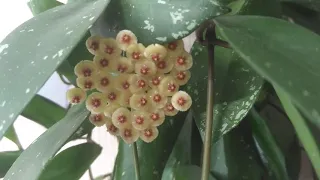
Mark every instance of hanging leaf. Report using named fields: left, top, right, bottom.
left=21, top=95, right=66, bottom=128
left=4, top=103, right=90, bottom=180
left=4, top=126, right=23, bottom=150
left=27, top=0, right=63, bottom=15
left=214, top=15, right=320, bottom=128
left=210, top=120, right=264, bottom=180
left=162, top=112, right=193, bottom=179
left=0, top=151, right=21, bottom=178
left=112, top=111, right=188, bottom=180
left=248, top=109, right=290, bottom=180
left=188, top=43, right=263, bottom=144
left=90, top=0, right=229, bottom=44
left=0, top=0, right=110, bottom=141
left=39, top=142, right=102, bottom=180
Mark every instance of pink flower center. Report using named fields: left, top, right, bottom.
left=177, top=72, right=186, bottom=80
left=100, top=58, right=109, bottom=67
left=108, top=125, right=118, bottom=133
left=151, top=54, right=160, bottom=62
left=92, top=99, right=101, bottom=108
left=122, top=81, right=130, bottom=89
left=90, top=41, right=99, bottom=51
left=140, top=98, right=147, bottom=106
left=105, top=46, right=114, bottom=54
left=124, top=129, right=132, bottom=137
left=72, top=96, right=80, bottom=103
left=151, top=113, right=159, bottom=121
left=122, top=34, right=131, bottom=43
left=84, top=81, right=93, bottom=89
left=101, top=78, right=109, bottom=86
left=157, top=61, right=166, bottom=69
left=152, top=78, right=160, bottom=85
left=132, top=52, right=140, bottom=60
left=136, top=117, right=144, bottom=124
left=138, top=80, right=146, bottom=88
left=177, top=57, right=186, bottom=65
left=167, top=104, right=174, bottom=111
left=168, top=84, right=176, bottom=92
left=93, top=114, right=102, bottom=122
left=153, top=94, right=161, bottom=102
left=177, top=97, right=186, bottom=106
left=117, top=65, right=127, bottom=73
left=144, top=129, right=153, bottom=137
left=83, top=68, right=92, bottom=77
left=168, top=42, right=177, bottom=50
left=140, top=66, right=149, bottom=75
left=118, top=115, right=126, bottom=123
left=108, top=92, right=117, bottom=101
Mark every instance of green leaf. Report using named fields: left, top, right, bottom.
left=39, top=142, right=102, bottom=180
left=164, top=165, right=216, bottom=180
left=0, top=0, right=110, bottom=140
left=27, top=0, right=93, bottom=86
left=275, top=86, right=320, bottom=178
left=91, top=0, right=229, bottom=44
left=210, top=120, right=264, bottom=180
left=188, top=43, right=263, bottom=144
left=228, top=0, right=281, bottom=17
left=248, top=108, right=290, bottom=180
left=28, top=0, right=63, bottom=15
left=214, top=15, right=320, bottom=128
left=162, top=112, right=193, bottom=179
left=0, top=151, right=21, bottom=178
left=112, top=112, right=188, bottom=180
left=21, top=95, right=66, bottom=128
left=69, top=117, right=94, bottom=140
left=4, top=126, right=23, bottom=150
left=4, top=103, right=90, bottom=180
left=281, top=0, right=320, bottom=12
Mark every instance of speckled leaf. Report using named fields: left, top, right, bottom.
left=210, top=120, right=264, bottom=180
left=0, top=151, right=21, bottom=178
left=4, top=104, right=89, bottom=180
left=112, top=112, right=188, bottom=180
left=187, top=43, right=263, bottom=144
left=27, top=0, right=93, bottom=86
left=27, top=0, right=63, bottom=15
left=281, top=0, right=320, bottom=12
left=39, top=143, right=101, bottom=180
left=0, top=0, right=110, bottom=141
left=214, top=15, right=320, bottom=127
left=91, top=0, right=229, bottom=44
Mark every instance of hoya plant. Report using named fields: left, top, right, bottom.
left=0, top=0, right=320, bottom=179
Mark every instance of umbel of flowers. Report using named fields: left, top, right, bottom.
left=66, top=30, right=193, bottom=144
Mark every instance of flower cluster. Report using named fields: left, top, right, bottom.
left=66, top=30, right=193, bottom=144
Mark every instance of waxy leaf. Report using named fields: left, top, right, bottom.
left=39, top=143, right=101, bottom=180
left=0, top=0, right=110, bottom=140
left=4, top=104, right=89, bottom=180
left=188, top=43, right=263, bottom=144
left=214, top=15, right=320, bottom=127
left=0, top=151, right=21, bottom=178
left=91, top=0, right=229, bottom=44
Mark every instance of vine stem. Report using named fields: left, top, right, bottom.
left=87, top=131, right=94, bottom=180
left=132, top=142, right=140, bottom=180
left=201, top=27, right=216, bottom=180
